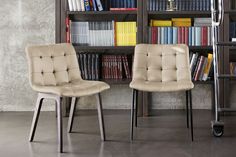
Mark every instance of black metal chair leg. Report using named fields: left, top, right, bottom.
left=56, top=97, right=63, bottom=153
left=29, top=95, right=43, bottom=142
left=186, top=91, right=189, bottom=128
left=96, top=93, right=106, bottom=141
left=67, top=97, right=78, bottom=133
left=135, top=90, right=138, bottom=127
left=130, top=89, right=136, bottom=141
left=189, top=90, right=194, bottom=141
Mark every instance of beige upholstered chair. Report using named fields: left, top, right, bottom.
left=130, top=44, right=194, bottom=141
left=26, top=43, right=110, bottom=152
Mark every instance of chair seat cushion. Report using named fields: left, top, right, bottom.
left=130, top=80, right=194, bottom=92
left=32, top=80, right=110, bottom=97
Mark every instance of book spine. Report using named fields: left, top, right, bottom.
left=84, top=0, right=91, bottom=11
left=173, top=27, right=178, bottom=44
left=95, top=0, right=104, bottom=11
left=185, top=27, right=188, bottom=45
left=92, top=0, right=97, bottom=11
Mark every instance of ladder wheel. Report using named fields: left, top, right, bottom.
left=212, top=124, right=224, bottom=137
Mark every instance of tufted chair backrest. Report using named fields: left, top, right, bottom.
left=132, top=44, right=191, bottom=83
left=26, top=43, right=82, bottom=86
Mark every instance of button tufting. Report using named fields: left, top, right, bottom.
left=66, top=68, right=69, bottom=71
left=146, top=53, right=148, bottom=57
left=53, top=70, right=55, bottom=74
left=51, top=56, right=54, bottom=59
left=64, top=53, right=66, bottom=56
left=41, top=71, right=44, bottom=74
left=40, top=56, right=42, bottom=59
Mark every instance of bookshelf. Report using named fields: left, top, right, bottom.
left=220, top=0, right=236, bottom=109
left=56, top=0, right=217, bottom=116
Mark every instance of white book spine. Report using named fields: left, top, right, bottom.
left=76, top=0, right=81, bottom=11
left=68, top=0, right=73, bottom=11
left=95, top=0, right=104, bottom=11
left=71, top=0, right=77, bottom=11
left=80, top=0, right=85, bottom=11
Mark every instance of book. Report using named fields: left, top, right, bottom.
left=95, top=0, right=103, bottom=11
left=84, top=0, right=91, bottom=11
left=68, top=0, right=73, bottom=11
left=202, top=53, right=213, bottom=81
left=150, top=20, right=172, bottom=27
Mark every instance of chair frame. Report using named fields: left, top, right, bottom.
left=130, top=89, right=193, bottom=141
left=29, top=93, right=106, bottom=153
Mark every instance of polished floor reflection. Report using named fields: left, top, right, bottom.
left=0, top=110, right=236, bottom=157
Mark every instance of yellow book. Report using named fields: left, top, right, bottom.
left=173, top=21, right=192, bottom=27
left=115, top=22, right=136, bottom=46
left=151, top=20, right=172, bottom=27
left=172, top=18, right=191, bottom=22
left=202, top=53, right=213, bottom=81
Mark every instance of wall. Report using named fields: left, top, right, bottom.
left=0, top=0, right=220, bottom=111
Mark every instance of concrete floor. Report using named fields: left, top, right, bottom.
left=0, top=110, right=236, bottom=157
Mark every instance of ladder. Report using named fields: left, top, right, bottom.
left=211, top=0, right=236, bottom=137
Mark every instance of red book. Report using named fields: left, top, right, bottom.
left=178, top=27, right=182, bottom=44
left=152, top=27, right=157, bottom=44
left=182, top=27, right=185, bottom=44
left=194, top=56, right=205, bottom=81
left=185, top=27, right=189, bottom=45
left=66, top=17, right=70, bottom=43
left=203, top=26, right=208, bottom=46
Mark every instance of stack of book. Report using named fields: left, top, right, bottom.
left=67, top=0, right=137, bottom=11
left=148, top=18, right=212, bottom=46
left=147, top=0, right=211, bottom=11
left=67, top=20, right=137, bottom=46
left=102, top=55, right=132, bottom=79
left=77, top=53, right=100, bottom=80
left=67, top=0, right=104, bottom=11
left=190, top=52, right=213, bottom=81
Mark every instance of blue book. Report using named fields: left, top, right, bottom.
left=173, top=27, right=178, bottom=44
left=195, top=27, right=201, bottom=46
left=164, top=27, right=168, bottom=44
left=192, top=27, right=195, bottom=46
left=84, top=0, right=91, bottom=11
left=159, top=0, right=163, bottom=11
left=120, top=0, right=124, bottom=8
left=161, top=27, right=165, bottom=44
left=206, top=0, right=210, bottom=11
left=175, top=0, right=179, bottom=10
left=155, top=0, right=159, bottom=11
left=153, top=0, right=156, bottom=11
left=127, top=0, right=131, bottom=8
left=167, top=27, right=173, bottom=44
left=92, top=0, right=97, bottom=11
left=131, top=0, right=135, bottom=8
left=124, top=0, right=128, bottom=8
left=189, top=27, right=192, bottom=46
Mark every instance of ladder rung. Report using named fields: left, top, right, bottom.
left=217, top=74, right=236, bottom=79
left=216, top=42, right=236, bottom=46
left=218, top=108, right=236, bottom=112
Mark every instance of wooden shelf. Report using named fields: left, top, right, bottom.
left=148, top=11, right=211, bottom=16
left=189, top=46, right=213, bottom=50
left=74, top=45, right=135, bottom=52
left=67, top=10, right=137, bottom=15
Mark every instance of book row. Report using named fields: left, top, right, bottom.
left=67, top=20, right=137, bottom=46
left=148, top=26, right=212, bottom=46
left=190, top=52, right=213, bottom=81
left=67, top=0, right=137, bottom=11
left=102, top=55, right=132, bottom=79
left=77, top=53, right=133, bottom=80
left=230, top=62, right=236, bottom=76
left=147, top=0, right=211, bottom=11
left=150, top=18, right=211, bottom=27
